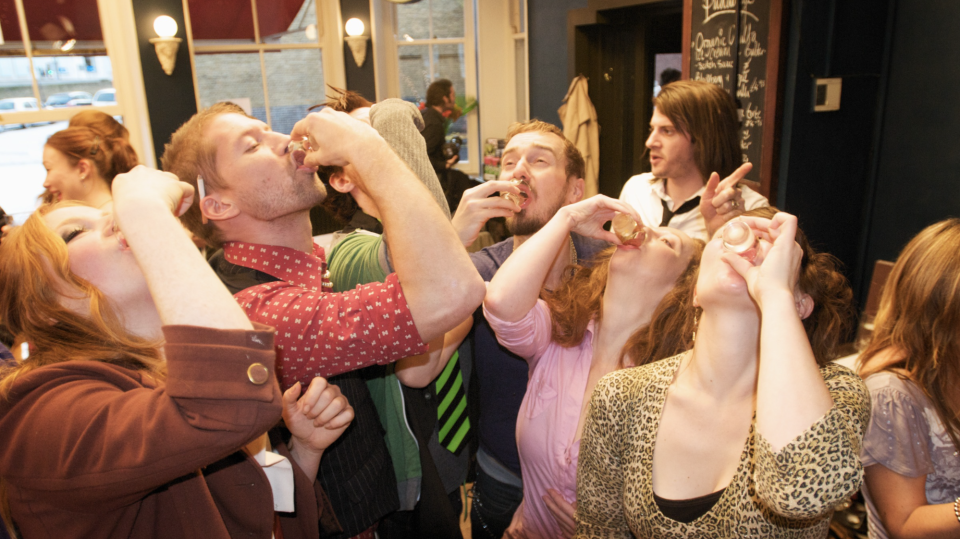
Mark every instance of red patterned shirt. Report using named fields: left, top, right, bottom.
left=224, top=241, right=428, bottom=389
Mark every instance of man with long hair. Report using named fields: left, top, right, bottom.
left=619, top=80, right=768, bottom=241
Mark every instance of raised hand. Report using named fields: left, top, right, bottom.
left=721, top=212, right=804, bottom=309
left=700, top=162, right=753, bottom=238
left=111, top=165, right=195, bottom=218
left=557, top=195, right=640, bottom=244
left=290, top=108, right=382, bottom=169
left=451, top=180, right=521, bottom=247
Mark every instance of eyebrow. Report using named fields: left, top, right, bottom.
left=502, top=143, right=559, bottom=160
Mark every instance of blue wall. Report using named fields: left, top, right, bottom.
left=528, top=0, right=588, bottom=127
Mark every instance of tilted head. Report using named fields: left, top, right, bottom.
left=695, top=206, right=853, bottom=365
left=0, top=203, right=162, bottom=398
left=162, top=102, right=329, bottom=248
left=500, top=120, right=585, bottom=236
left=650, top=80, right=741, bottom=182
left=545, top=230, right=705, bottom=368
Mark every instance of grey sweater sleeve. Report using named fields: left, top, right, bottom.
left=369, top=98, right=452, bottom=219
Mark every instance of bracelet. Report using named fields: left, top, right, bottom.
left=953, top=497, right=960, bottom=524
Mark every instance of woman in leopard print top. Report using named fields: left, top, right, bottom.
left=575, top=210, right=869, bottom=538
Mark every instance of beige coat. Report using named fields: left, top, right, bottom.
left=558, top=75, right=600, bottom=197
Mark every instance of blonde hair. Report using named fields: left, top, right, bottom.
left=860, top=218, right=960, bottom=450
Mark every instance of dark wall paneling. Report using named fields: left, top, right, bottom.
left=341, top=0, right=376, bottom=101
left=132, top=0, right=198, bottom=164
left=860, top=0, right=960, bottom=297
left=528, top=0, right=589, bottom=127
left=777, top=0, right=890, bottom=305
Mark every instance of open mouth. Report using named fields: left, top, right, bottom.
left=290, top=148, right=316, bottom=172
left=117, top=231, right=129, bottom=250
left=516, top=182, right=531, bottom=209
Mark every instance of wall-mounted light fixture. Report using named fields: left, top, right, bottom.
left=149, top=15, right=182, bottom=76
left=344, top=18, right=368, bottom=67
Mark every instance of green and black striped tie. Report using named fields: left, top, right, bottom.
left=436, top=351, right=471, bottom=454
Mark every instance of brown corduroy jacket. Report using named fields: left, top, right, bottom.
left=0, top=325, right=339, bottom=539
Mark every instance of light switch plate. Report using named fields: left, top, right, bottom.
left=814, top=78, right=842, bottom=112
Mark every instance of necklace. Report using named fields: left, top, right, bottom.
left=569, top=235, right=578, bottom=267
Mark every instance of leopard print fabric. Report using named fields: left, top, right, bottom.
left=575, top=352, right=869, bottom=538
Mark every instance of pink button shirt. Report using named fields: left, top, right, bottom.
left=224, top=241, right=427, bottom=390
left=484, top=299, right=596, bottom=539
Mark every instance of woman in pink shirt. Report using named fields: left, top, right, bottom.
left=483, top=195, right=703, bottom=538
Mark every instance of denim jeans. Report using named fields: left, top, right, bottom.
left=470, top=466, right=523, bottom=539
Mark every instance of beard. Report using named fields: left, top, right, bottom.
left=507, top=191, right=566, bottom=237
left=242, top=172, right=326, bottom=221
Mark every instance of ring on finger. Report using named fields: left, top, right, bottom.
left=731, top=199, right=739, bottom=210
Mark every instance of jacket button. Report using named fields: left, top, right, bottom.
left=247, top=363, right=270, bottom=385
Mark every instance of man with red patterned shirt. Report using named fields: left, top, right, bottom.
left=162, top=102, right=484, bottom=539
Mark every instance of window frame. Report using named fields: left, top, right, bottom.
left=375, top=0, right=480, bottom=174
left=181, top=0, right=346, bottom=130
left=0, top=0, right=155, bottom=166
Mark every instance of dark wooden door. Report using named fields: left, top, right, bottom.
left=572, top=2, right=682, bottom=198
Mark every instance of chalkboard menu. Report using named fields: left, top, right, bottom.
left=682, top=0, right=783, bottom=197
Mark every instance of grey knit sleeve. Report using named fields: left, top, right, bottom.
left=369, top=98, right=451, bottom=219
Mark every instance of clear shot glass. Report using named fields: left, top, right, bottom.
left=721, top=219, right=758, bottom=260
left=287, top=139, right=309, bottom=153
left=499, top=179, right=527, bottom=207
left=613, top=213, right=648, bottom=247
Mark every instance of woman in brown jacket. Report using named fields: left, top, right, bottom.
left=0, top=167, right=351, bottom=538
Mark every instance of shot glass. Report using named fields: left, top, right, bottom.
left=288, top=139, right=309, bottom=153
left=613, top=212, right=647, bottom=246
left=721, top=219, right=758, bottom=260
left=500, top=179, right=526, bottom=207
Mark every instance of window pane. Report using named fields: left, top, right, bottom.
left=433, top=44, right=466, bottom=160
left=398, top=44, right=429, bottom=103
left=257, top=0, right=318, bottom=45
left=194, top=52, right=267, bottom=123
left=187, top=0, right=256, bottom=46
left=0, top=57, right=36, bottom=103
left=263, top=48, right=324, bottom=134
left=0, top=121, right=68, bottom=225
left=433, top=43, right=464, bottom=95
left=514, top=39, right=526, bottom=120
left=518, top=0, right=526, bottom=33
left=431, top=0, right=464, bottom=39
left=396, top=1, right=430, bottom=41
left=34, top=55, right=113, bottom=108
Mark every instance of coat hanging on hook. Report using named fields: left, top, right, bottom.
left=558, top=74, right=600, bottom=197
